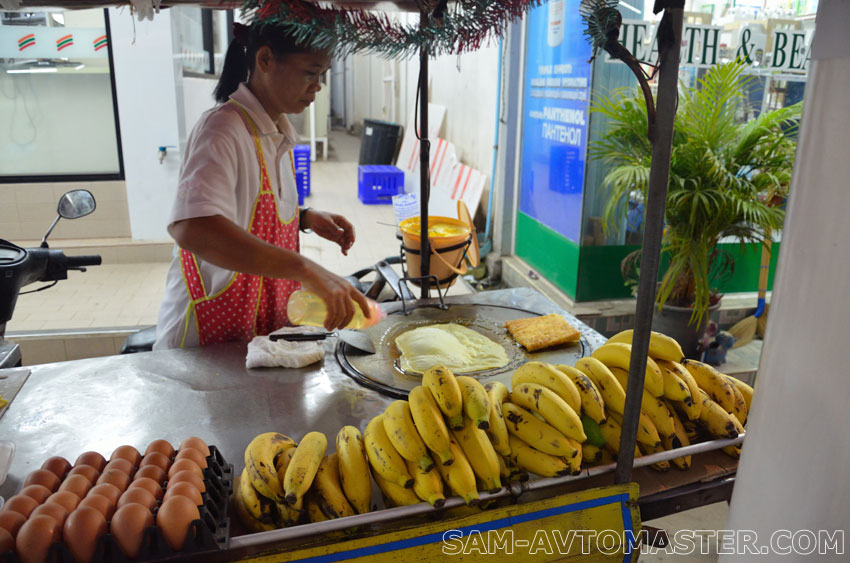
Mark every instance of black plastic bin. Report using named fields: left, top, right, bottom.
left=358, top=119, right=403, bottom=165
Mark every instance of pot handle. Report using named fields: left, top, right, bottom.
left=427, top=241, right=468, bottom=276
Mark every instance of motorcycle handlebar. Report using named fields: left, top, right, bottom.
left=66, top=255, right=102, bottom=268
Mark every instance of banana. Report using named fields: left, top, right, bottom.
left=725, top=375, right=754, bottom=412
left=722, top=375, right=749, bottom=426
left=659, top=364, right=692, bottom=402
left=556, top=365, right=607, bottom=424
left=233, top=474, right=277, bottom=532
left=483, top=381, right=512, bottom=456
left=591, top=342, right=664, bottom=397
left=305, top=491, right=329, bottom=523
left=408, top=386, right=454, bottom=466
left=336, top=426, right=372, bottom=515
left=574, top=357, right=626, bottom=414
left=364, top=414, right=414, bottom=489
left=310, top=454, right=356, bottom=520
left=496, top=453, right=511, bottom=480
left=511, top=382, right=586, bottom=442
left=434, top=439, right=479, bottom=505
left=239, top=468, right=281, bottom=528
left=662, top=404, right=692, bottom=470
left=283, top=431, right=327, bottom=506
left=598, top=448, right=616, bottom=465
left=597, top=416, right=643, bottom=459
left=565, top=438, right=582, bottom=475
left=451, top=416, right=502, bottom=492
left=383, top=400, right=435, bottom=472
left=455, top=376, right=491, bottom=430
left=244, top=432, right=297, bottom=503
left=581, top=443, right=603, bottom=465
left=423, top=365, right=464, bottom=429
left=607, top=410, right=662, bottom=448
left=640, top=443, right=671, bottom=472
left=607, top=329, right=685, bottom=363
left=507, top=435, right=570, bottom=477
left=405, top=458, right=446, bottom=507
left=273, top=448, right=301, bottom=525
left=513, top=362, right=581, bottom=413
left=656, top=360, right=701, bottom=420
left=501, top=402, right=578, bottom=458
left=697, top=389, right=744, bottom=439
left=722, top=445, right=742, bottom=459
left=609, top=367, right=676, bottom=439
left=501, top=453, right=529, bottom=482
left=372, top=471, right=421, bottom=507
left=684, top=360, right=737, bottom=413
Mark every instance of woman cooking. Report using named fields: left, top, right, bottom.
left=154, top=22, right=370, bottom=349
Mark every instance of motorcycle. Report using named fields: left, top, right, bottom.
left=0, top=190, right=102, bottom=368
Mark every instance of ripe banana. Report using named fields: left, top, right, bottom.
left=283, top=431, right=327, bottom=506
left=239, top=468, right=281, bottom=529
left=722, top=375, right=749, bottom=426
left=597, top=415, right=642, bottom=459
left=233, top=473, right=277, bottom=532
left=501, top=452, right=529, bottom=482
left=598, top=447, right=616, bottom=465
left=408, top=386, right=454, bottom=466
left=557, top=365, right=607, bottom=424
left=383, top=400, right=435, bottom=472
left=507, top=435, right=570, bottom=477
left=725, top=375, right=754, bottom=412
left=452, top=416, right=502, bottom=493
left=565, top=438, right=582, bottom=475
left=364, top=414, right=414, bottom=489
left=697, top=389, right=744, bottom=439
left=607, top=410, right=662, bottom=448
left=483, top=381, right=511, bottom=456
left=405, top=458, right=446, bottom=508
left=496, top=453, right=511, bottom=480
left=656, top=360, right=701, bottom=420
left=511, top=382, right=586, bottom=442
left=501, top=402, right=578, bottom=458
left=722, top=445, right=742, bottom=459
left=545, top=364, right=583, bottom=413
left=662, top=404, right=692, bottom=470
left=609, top=367, right=675, bottom=439
left=607, top=329, right=685, bottom=363
left=591, top=342, right=664, bottom=397
left=273, top=448, right=301, bottom=525
left=581, top=443, right=603, bottom=465
left=684, top=360, right=737, bottom=413
left=305, top=491, right=328, bottom=523
left=423, top=365, right=464, bottom=429
left=575, top=357, right=626, bottom=414
left=336, top=426, right=372, bottom=515
left=244, top=432, right=296, bottom=503
left=310, top=454, right=356, bottom=520
left=434, top=439, right=479, bottom=505
left=640, top=443, right=671, bottom=472
left=659, top=364, right=692, bottom=402
left=455, top=376, right=491, bottom=430
left=513, top=362, right=581, bottom=413
left=372, top=470, right=421, bottom=507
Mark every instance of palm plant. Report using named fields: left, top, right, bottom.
left=591, top=60, right=802, bottom=326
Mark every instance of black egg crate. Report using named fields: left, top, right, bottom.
left=0, top=446, right=234, bottom=563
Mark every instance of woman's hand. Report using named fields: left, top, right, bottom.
left=301, top=209, right=355, bottom=255
left=300, top=261, right=371, bottom=330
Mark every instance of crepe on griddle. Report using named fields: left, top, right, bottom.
left=395, top=323, right=509, bottom=374
left=505, top=314, right=580, bottom=351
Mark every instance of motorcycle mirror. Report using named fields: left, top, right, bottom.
left=41, top=190, right=97, bottom=248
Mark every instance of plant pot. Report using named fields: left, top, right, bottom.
left=651, top=302, right=721, bottom=360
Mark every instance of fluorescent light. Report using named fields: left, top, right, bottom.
left=6, top=67, right=58, bottom=74
left=74, top=64, right=85, bottom=70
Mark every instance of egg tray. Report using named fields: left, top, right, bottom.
left=0, top=446, right=234, bottom=563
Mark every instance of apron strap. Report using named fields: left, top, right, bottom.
left=229, top=100, right=273, bottom=193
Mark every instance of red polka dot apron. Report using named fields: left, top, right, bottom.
left=178, top=101, right=301, bottom=347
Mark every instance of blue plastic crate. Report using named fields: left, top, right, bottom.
left=293, top=145, right=310, bottom=196
left=296, top=170, right=305, bottom=206
left=358, top=165, right=403, bottom=205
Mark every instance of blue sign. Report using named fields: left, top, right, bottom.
left=519, top=0, right=592, bottom=244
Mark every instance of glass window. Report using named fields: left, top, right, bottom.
left=173, top=7, right=232, bottom=76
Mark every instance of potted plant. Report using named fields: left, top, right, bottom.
left=590, top=60, right=802, bottom=356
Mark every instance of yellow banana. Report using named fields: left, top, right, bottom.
left=233, top=474, right=277, bottom=532
left=501, top=402, right=578, bottom=458
left=336, top=426, right=372, bottom=515
left=556, top=365, right=607, bottom=424
left=513, top=362, right=581, bottom=413
left=722, top=445, right=742, bottom=459
left=408, top=386, right=454, bottom=466
left=507, top=435, right=570, bottom=477
left=283, top=431, right=327, bottom=506
left=305, top=491, right=328, bottom=523
left=501, top=453, right=529, bottom=482
left=575, top=357, right=626, bottom=414
left=656, top=360, right=701, bottom=420
left=244, top=432, right=296, bottom=503
left=484, top=381, right=512, bottom=456
left=609, top=367, right=675, bottom=439
left=697, top=390, right=744, bottom=439
left=239, top=468, right=281, bottom=528
left=405, top=458, right=446, bottom=508
left=455, top=376, right=491, bottom=430
left=640, top=443, right=671, bottom=472
left=607, top=329, right=685, bottom=363
left=684, top=360, right=737, bottom=413
left=310, top=454, right=355, bottom=520
left=581, top=443, right=603, bottom=464
left=725, top=375, right=754, bottom=412
left=659, top=364, right=692, bottom=402
left=598, top=447, right=616, bottom=465
left=364, top=414, right=414, bottom=489
left=451, top=416, right=501, bottom=492
left=565, top=438, right=582, bottom=475
left=607, top=410, right=661, bottom=448
left=662, top=404, right=692, bottom=470
left=597, top=416, right=643, bottom=459
left=372, top=470, right=421, bottom=507
left=722, top=375, right=749, bottom=426
left=511, top=382, right=586, bottom=442
left=591, top=342, right=664, bottom=397
left=383, top=400, right=435, bottom=472
left=434, top=439, right=479, bottom=506
left=272, top=449, right=301, bottom=525
left=423, top=365, right=464, bottom=429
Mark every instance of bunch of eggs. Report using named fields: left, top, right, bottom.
left=0, top=437, right=211, bottom=562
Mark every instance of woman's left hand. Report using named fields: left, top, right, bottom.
left=302, top=209, right=355, bottom=255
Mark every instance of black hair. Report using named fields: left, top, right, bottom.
left=213, top=24, right=318, bottom=104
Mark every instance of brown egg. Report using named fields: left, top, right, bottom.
left=110, top=445, right=142, bottom=467
left=167, top=458, right=203, bottom=480
left=67, top=464, right=101, bottom=485
left=16, top=515, right=62, bottom=563
left=110, top=503, right=154, bottom=559
left=162, top=481, right=203, bottom=507
left=64, top=505, right=108, bottom=563
left=78, top=494, right=115, bottom=521
left=30, top=502, right=70, bottom=526
left=117, top=487, right=157, bottom=512
left=0, top=510, right=27, bottom=537
left=59, top=473, right=93, bottom=498
left=179, top=437, right=210, bottom=457
left=139, top=451, right=171, bottom=473
left=87, top=482, right=122, bottom=506
left=18, top=484, right=52, bottom=504
left=156, top=495, right=200, bottom=552
left=127, top=477, right=164, bottom=500
left=41, top=456, right=72, bottom=479
left=144, top=439, right=175, bottom=459
left=104, top=458, right=136, bottom=477
left=1, top=495, right=38, bottom=518
left=0, top=527, right=12, bottom=553
left=166, top=470, right=205, bottom=493
left=75, top=451, right=107, bottom=472
left=134, top=464, right=166, bottom=484
left=174, top=447, right=208, bottom=469
left=23, top=468, right=60, bottom=492
left=45, top=490, right=81, bottom=513
left=96, top=468, right=130, bottom=492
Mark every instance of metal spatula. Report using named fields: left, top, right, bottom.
left=270, top=329, right=376, bottom=354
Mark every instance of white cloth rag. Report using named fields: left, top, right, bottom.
left=130, top=0, right=162, bottom=21
left=246, top=327, right=324, bottom=369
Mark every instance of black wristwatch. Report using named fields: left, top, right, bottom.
left=298, top=207, right=312, bottom=233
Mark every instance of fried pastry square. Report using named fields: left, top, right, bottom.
left=505, top=314, right=581, bottom=351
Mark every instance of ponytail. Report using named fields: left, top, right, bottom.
left=213, top=38, right=249, bottom=103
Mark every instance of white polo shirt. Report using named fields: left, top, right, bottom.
left=153, top=83, right=300, bottom=350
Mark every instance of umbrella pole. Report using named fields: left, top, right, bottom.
left=418, top=9, right=431, bottom=299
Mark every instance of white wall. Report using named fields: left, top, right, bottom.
left=181, top=76, right=218, bottom=139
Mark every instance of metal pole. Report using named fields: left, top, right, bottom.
left=418, top=11, right=431, bottom=299
left=615, top=8, right=685, bottom=484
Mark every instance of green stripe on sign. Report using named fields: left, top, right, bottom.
left=19, top=38, right=35, bottom=48
left=94, top=39, right=107, bottom=48
left=57, top=38, right=73, bottom=48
